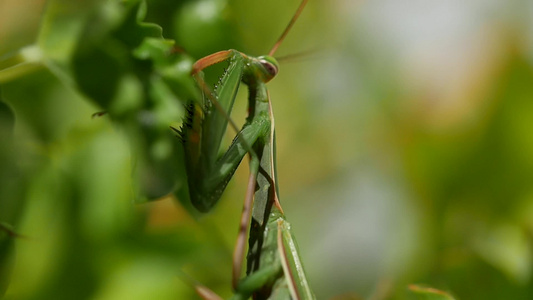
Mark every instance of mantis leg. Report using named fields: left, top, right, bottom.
left=180, top=51, right=268, bottom=212
left=194, top=285, right=224, bottom=300
left=191, top=50, right=235, bottom=76
left=232, top=155, right=259, bottom=289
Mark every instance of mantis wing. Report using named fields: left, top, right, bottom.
left=278, top=219, right=315, bottom=300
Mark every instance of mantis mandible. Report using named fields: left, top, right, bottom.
left=175, top=0, right=315, bottom=298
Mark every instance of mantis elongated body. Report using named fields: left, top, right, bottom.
left=176, top=1, right=314, bottom=298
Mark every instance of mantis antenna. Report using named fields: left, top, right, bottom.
left=269, top=0, right=309, bottom=56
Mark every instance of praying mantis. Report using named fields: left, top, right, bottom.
left=174, top=0, right=315, bottom=299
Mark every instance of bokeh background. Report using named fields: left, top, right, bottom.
left=1, top=0, right=532, bottom=299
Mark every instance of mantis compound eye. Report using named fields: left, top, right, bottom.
left=257, top=55, right=279, bottom=82
left=260, top=60, right=278, bottom=77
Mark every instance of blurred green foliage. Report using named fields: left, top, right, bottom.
left=1, top=0, right=533, bottom=299
left=0, top=0, right=224, bottom=299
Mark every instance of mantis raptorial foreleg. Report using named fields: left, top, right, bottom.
left=176, top=0, right=315, bottom=299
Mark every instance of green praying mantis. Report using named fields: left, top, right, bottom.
left=174, top=0, right=315, bottom=298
